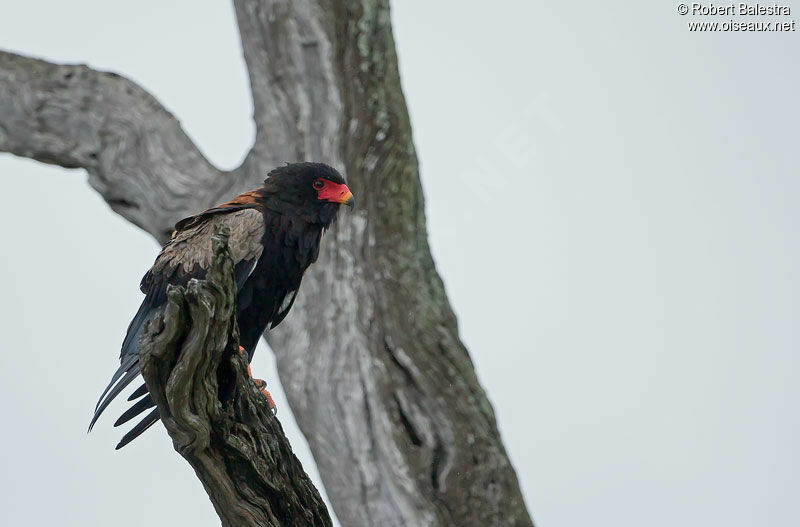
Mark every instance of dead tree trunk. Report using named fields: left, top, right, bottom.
left=138, top=226, right=332, bottom=527
left=0, top=1, right=534, bottom=526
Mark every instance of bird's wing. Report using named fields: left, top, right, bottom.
left=90, top=207, right=265, bottom=447
left=141, top=207, right=266, bottom=304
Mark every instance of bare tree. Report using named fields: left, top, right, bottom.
left=0, top=1, right=533, bottom=526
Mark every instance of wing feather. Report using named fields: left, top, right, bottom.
left=92, top=206, right=265, bottom=445
left=142, top=208, right=265, bottom=296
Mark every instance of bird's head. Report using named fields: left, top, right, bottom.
left=262, top=162, right=354, bottom=225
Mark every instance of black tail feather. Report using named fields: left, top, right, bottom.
left=89, top=365, right=140, bottom=431
left=114, top=394, right=156, bottom=427
left=89, top=301, right=158, bottom=436
left=93, top=354, right=138, bottom=411
left=115, top=409, right=160, bottom=450
left=127, top=382, right=148, bottom=402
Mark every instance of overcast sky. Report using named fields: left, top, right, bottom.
left=1, top=2, right=798, bottom=526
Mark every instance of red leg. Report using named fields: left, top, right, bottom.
left=238, top=346, right=277, bottom=415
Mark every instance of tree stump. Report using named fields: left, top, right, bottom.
left=138, top=226, right=332, bottom=527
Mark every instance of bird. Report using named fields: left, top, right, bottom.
left=89, top=162, right=354, bottom=449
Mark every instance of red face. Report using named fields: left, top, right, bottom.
left=313, top=178, right=354, bottom=208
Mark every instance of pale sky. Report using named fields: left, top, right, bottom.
left=1, top=2, right=798, bottom=526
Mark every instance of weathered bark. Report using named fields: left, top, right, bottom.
left=1, top=1, right=534, bottom=526
left=0, top=50, right=233, bottom=242
left=138, top=227, right=332, bottom=527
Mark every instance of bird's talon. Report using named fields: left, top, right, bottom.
left=245, top=371, right=276, bottom=414
left=261, top=388, right=278, bottom=415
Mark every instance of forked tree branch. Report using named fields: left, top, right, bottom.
left=0, top=50, right=237, bottom=242
left=138, top=226, right=332, bottom=527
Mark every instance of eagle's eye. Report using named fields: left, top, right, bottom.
left=313, top=179, right=325, bottom=190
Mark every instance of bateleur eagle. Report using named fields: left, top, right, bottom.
left=89, top=162, right=354, bottom=449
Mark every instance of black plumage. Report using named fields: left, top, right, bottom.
left=89, top=162, right=354, bottom=449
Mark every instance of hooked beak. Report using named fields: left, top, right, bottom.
left=341, top=191, right=355, bottom=209
left=318, top=182, right=355, bottom=209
